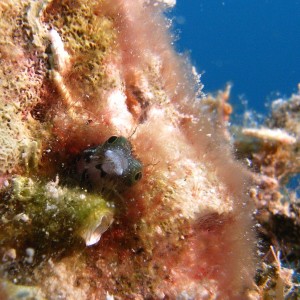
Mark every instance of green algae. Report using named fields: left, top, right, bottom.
left=0, top=176, right=114, bottom=253
left=0, top=280, right=45, bottom=300
left=0, top=175, right=114, bottom=290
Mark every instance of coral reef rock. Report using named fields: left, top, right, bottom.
left=0, top=0, right=255, bottom=299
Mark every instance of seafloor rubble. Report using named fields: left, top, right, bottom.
left=233, top=89, right=300, bottom=299
left=204, top=86, right=300, bottom=299
left=0, top=0, right=298, bottom=299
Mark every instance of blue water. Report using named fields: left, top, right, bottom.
left=170, top=0, right=300, bottom=114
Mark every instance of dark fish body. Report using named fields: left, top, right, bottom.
left=76, top=136, right=142, bottom=192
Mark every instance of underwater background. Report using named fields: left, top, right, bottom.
left=171, top=0, right=300, bottom=114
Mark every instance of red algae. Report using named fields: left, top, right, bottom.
left=0, top=1, right=256, bottom=299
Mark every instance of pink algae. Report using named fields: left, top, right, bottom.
left=0, top=1, right=256, bottom=299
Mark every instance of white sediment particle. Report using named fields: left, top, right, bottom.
left=106, top=291, right=115, bottom=300
left=46, top=203, right=58, bottom=211
left=25, top=248, right=35, bottom=264
left=242, top=127, right=296, bottom=145
left=106, top=202, right=115, bottom=208
left=79, top=194, right=86, bottom=200
left=48, top=29, right=70, bottom=72
left=3, top=180, right=9, bottom=187
left=45, top=176, right=63, bottom=200
left=155, top=225, right=163, bottom=235
left=245, top=157, right=252, bottom=167
left=14, top=213, right=30, bottom=222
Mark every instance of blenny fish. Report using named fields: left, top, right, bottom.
left=75, top=136, right=142, bottom=191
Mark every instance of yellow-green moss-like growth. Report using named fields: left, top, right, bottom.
left=0, top=280, right=45, bottom=300
left=0, top=176, right=114, bottom=254
left=44, top=0, right=118, bottom=99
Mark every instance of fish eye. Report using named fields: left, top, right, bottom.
left=134, top=171, right=142, bottom=182
left=107, top=136, right=118, bottom=144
